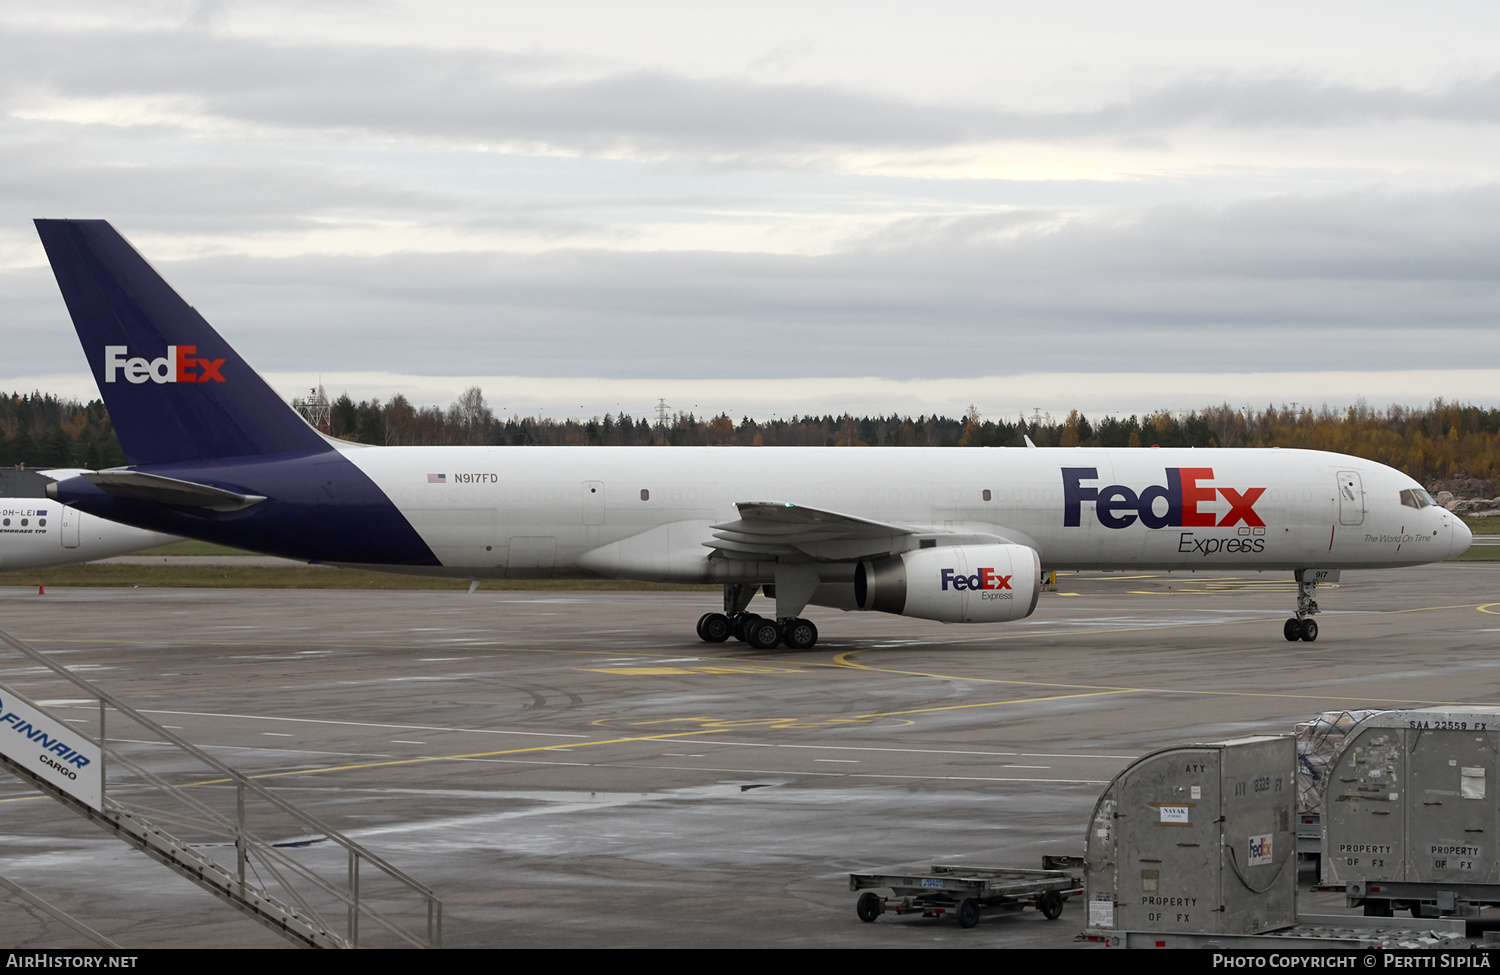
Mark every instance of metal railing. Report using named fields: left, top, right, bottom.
left=0, top=627, right=441, bottom=948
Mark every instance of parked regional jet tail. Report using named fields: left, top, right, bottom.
left=34, top=219, right=1472, bottom=650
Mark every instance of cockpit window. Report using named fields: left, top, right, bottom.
left=1400, top=488, right=1436, bottom=509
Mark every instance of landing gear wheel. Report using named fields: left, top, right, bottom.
left=1284, top=618, right=1301, bottom=642
left=856, top=892, right=882, bottom=922
left=733, top=613, right=763, bottom=642
left=698, top=612, right=731, bottom=643
left=958, top=898, right=981, bottom=929
left=1038, top=890, right=1064, bottom=920
left=746, top=618, right=783, bottom=650
left=1299, top=618, right=1319, bottom=642
left=782, top=618, right=818, bottom=650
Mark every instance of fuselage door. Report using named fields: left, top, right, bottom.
left=582, top=481, right=605, bottom=526
left=61, top=505, right=79, bottom=549
left=1337, top=471, right=1365, bottom=527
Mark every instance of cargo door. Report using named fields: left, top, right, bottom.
left=1111, top=746, right=1221, bottom=934
left=506, top=536, right=556, bottom=578
left=1219, top=737, right=1296, bottom=933
left=1323, top=726, right=1405, bottom=885
left=1407, top=726, right=1499, bottom=885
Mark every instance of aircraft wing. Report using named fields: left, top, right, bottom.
left=706, top=502, right=923, bottom=561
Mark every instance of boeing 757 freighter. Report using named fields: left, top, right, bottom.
left=32, top=220, right=1472, bottom=648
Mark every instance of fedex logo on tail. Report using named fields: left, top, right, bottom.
left=104, top=346, right=226, bottom=384
left=1062, top=467, right=1265, bottom=529
left=940, top=568, right=1012, bottom=591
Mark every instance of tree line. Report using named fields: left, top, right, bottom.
left=0, top=392, right=126, bottom=469
left=5, top=387, right=1498, bottom=488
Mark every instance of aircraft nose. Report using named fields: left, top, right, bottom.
left=1451, top=516, right=1473, bottom=558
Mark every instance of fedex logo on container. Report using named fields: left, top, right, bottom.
left=940, top=567, right=1012, bottom=591
left=103, top=345, right=226, bottom=384
left=1062, top=467, right=1265, bottom=529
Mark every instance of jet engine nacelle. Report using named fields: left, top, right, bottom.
left=854, top=543, right=1042, bottom=624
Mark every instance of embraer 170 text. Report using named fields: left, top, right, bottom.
left=34, top=220, right=1472, bottom=649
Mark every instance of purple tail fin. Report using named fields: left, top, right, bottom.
left=35, top=219, right=330, bottom=466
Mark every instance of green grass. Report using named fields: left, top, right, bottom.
left=4, top=562, right=715, bottom=591
left=1453, top=514, right=1500, bottom=559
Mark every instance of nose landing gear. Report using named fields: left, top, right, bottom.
left=1283, top=616, right=1318, bottom=642
left=1283, top=571, right=1325, bottom=642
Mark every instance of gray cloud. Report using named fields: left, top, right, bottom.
left=0, top=126, right=630, bottom=247
left=7, top=26, right=1500, bottom=162
left=6, top=17, right=1500, bottom=404
left=10, top=186, right=1499, bottom=384
left=0, top=137, right=437, bottom=231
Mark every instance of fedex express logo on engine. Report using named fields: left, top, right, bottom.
left=940, top=567, right=1012, bottom=592
left=103, top=345, right=225, bottom=384
left=1062, top=467, right=1265, bottom=529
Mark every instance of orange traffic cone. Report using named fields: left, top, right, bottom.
left=38, top=584, right=44, bottom=595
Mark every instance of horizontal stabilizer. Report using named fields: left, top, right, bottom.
left=80, top=471, right=266, bottom=512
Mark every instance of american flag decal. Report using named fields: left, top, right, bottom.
left=427, top=473, right=446, bottom=483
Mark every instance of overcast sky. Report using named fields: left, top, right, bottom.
left=3, top=1, right=1499, bottom=421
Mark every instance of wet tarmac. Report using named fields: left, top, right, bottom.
left=0, top=563, right=1496, bottom=948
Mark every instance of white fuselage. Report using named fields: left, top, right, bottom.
left=1, top=492, right=175, bottom=573
left=335, top=444, right=1467, bottom=581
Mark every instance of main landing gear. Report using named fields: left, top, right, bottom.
left=695, top=611, right=819, bottom=650
left=695, top=584, right=819, bottom=650
left=1283, top=572, right=1322, bottom=643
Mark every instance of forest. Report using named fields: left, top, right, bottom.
left=4, top=388, right=1497, bottom=490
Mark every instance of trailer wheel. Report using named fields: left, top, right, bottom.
left=1362, top=899, right=1393, bottom=917
left=958, top=898, right=981, bottom=928
left=856, top=892, right=882, bottom=922
left=1039, top=891, right=1064, bottom=920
